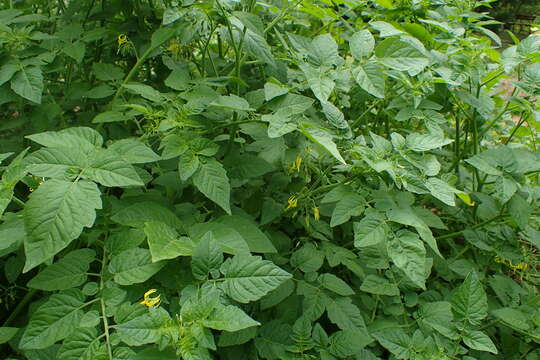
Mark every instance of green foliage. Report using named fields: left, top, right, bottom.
left=0, top=0, right=539, bottom=359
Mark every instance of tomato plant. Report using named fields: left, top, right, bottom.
left=0, top=0, right=539, bottom=359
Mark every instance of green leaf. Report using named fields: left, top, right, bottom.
left=353, top=61, right=385, bottom=98
left=329, top=330, right=368, bottom=357
left=462, top=330, right=498, bottom=354
left=387, top=230, right=426, bottom=289
left=375, top=38, right=428, bottom=75
left=191, top=231, right=223, bottom=280
left=406, top=131, right=453, bottom=152
left=108, top=138, right=160, bottom=164
left=202, top=305, right=260, bottom=332
left=92, top=63, right=124, bottom=82
left=349, top=30, right=375, bottom=59
left=370, top=21, right=405, bottom=37
left=309, top=34, right=340, bottom=67
left=300, top=64, right=334, bottom=102
left=325, top=297, right=370, bottom=336
left=123, top=83, right=164, bottom=102
left=178, top=151, right=199, bottom=181
left=0, top=63, right=18, bottom=86
left=150, top=26, right=177, bottom=49
left=425, top=177, right=459, bottom=206
left=215, top=215, right=277, bottom=253
left=85, top=148, right=143, bottom=187
left=360, top=275, right=400, bottom=296
left=23, top=180, right=102, bottom=272
left=372, top=329, right=412, bottom=359
left=492, top=307, right=530, bottom=331
left=263, top=113, right=297, bottom=138
left=26, top=147, right=87, bottom=179
left=144, top=221, right=194, bottom=262
left=299, top=123, right=346, bottom=164
left=260, top=279, right=295, bottom=310
left=193, top=159, right=231, bottom=215
left=508, top=194, right=532, bottom=229
left=110, top=201, right=181, bottom=229
left=321, top=101, right=349, bottom=130
left=211, top=95, right=252, bottom=111
left=116, top=308, right=171, bottom=346
left=354, top=212, right=387, bottom=247
left=92, top=111, right=131, bottom=124
left=218, top=326, right=258, bottom=347
left=264, top=82, right=288, bottom=101
left=0, top=327, right=18, bottom=344
left=451, top=272, right=487, bottom=326
left=190, top=222, right=250, bottom=255
left=11, top=66, right=43, bottom=103
left=0, top=213, right=25, bottom=257
left=109, top=248, right=166, bottom=285
left=230, top=14, right=273, bottom=63
left=26, top=127, right=103, bottom=153
left=20, top=289, right=86, bottom=349
left=63, top=41, right=86, bottom=63
left=330, top=194, right=365, bottom=227
left=57, top=326, right=107, bottom=360
left=319, top=273, right=355, bottom=296
left=220, top=255, right=292, bottom=303
left=493, top=176, right=517, bottom=204
left=386, top=207, right=441, bottom=257
left=290, top=243, right=324, bottom=273
left=254, top=321, right=292, bottom=359
left=27, top=249, right=95, bottom=291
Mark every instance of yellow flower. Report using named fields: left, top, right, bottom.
left=139, top=289, right=161, bottom=308
left=289, top=156, right=302, bottom=173
left=117, top=34, right=128, bottom=46
left=313, top=207, right=320, bottom=221
left=286, top=195, right=298, bottom=209
left=167, top=42, right=181, bottom=56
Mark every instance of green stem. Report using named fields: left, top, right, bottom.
left=436, top=214, right=503, bottom=241
left=3, top=289, right=37, bottom=326
left=99, top=244, right=113, bottom=360
left=110, top=46, right=154, bottom=106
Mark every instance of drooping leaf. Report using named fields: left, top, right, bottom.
left=353, top=61, right=385, bottom=98
left=23, top=180, right=102, bottom=272
left=109, top=248, right=166, bottom=285
left=360, top=275, right=400, bottom=296
left=193, top=159, right=231, bottom=215
left=191, top=231, right=223, bottom=280
left=57, top=326, right=107, bottom=360
left=108, top=138, right=160, bottom=164
left=27, top=249, right=95, bottom=291
left=349, top=30, right=375, bottom=59
left=11, top=66, right=43, bottom=103
left=116, top=308, right=172, bottom=346
left=20, top=289, right=86, bottom=349
left=387, top=230, right=426, bottom=289
left=372, top=329, right=412, bottom=359
left=202, top=305, right=260, bottom=332
left=220, top=255, right=291, bottom=303
left=451, top=272, right=487, bottom=326
left=462, top=330, right=498, bottom=354
left=144, top=221, right=194, bottom=262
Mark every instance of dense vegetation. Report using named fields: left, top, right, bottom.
left=0, top=0, right=539, bottom=359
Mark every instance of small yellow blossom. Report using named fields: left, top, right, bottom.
left=167, top=42, right=181, bottom=56
left=139, top=289, right=161, bottom=308
left=286, top=195, right=298, bottom=209
left=313, top=207, right=320, bottom=221
left=117, top=34, right=128, bottom=46
left=289, top=156, right=302, bottom=173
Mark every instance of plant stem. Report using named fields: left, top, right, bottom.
left=436, top=214, right=503, bottom=241
left=3, top=289, right=37, bottom=326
